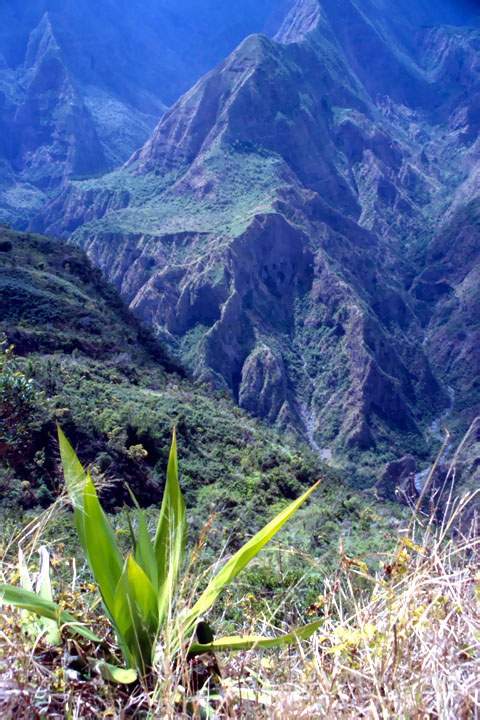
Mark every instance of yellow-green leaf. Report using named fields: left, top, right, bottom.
left=18, top=547, right=33, bottom=593
left=189, top=620, right=324, bottom=653
left=58, top=426, right=86, bottom=510
left=112, top=556, right=158, bottom=674
left=135, top=509, right=158, bottom=591
left=126, top=555, right=158, bottom=627
left=0, top=584, right=101, bottom=642
left=57, top=426, right=88, bottom=549
left=95, top=661, right=138, bottom=685
left=35, top=547, right=61, bottom=645
left=154, top=429, right=186, bottom=625
left=183, top=480, right=321, bottom=636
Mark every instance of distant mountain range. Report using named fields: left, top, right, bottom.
left=0, top=0, right=292, bottom=226
left=3, top=0, right=480, bottom=481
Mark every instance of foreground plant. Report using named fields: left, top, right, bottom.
left=0, top=427, right=321, bottom=682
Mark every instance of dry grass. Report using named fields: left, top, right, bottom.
left=249, top=519, right=480, bottom=718
left=0, top=480, right=479, bottom=718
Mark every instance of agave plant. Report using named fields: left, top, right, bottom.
left=0, top=427, right=322, bottom=682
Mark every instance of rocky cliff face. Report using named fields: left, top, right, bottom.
left=0, top=0, right=292, bottom=228
left=33, top=0, right=480, bottom=481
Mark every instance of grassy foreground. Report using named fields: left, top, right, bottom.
left=0, top=472, right=478, bottom=718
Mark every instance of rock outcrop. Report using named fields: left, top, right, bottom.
left=376, top=456, right=417, bottom=502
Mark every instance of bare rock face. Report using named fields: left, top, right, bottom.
left=420, top=199, right=480, bottom=428
left=31, top=0, right=480, bottom=475
left=239, top=345, right=289, bottom=423
left=277, top=0, right=321, bottom=44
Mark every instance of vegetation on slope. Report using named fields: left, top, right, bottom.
left=0, top=446, right=477, bottom=718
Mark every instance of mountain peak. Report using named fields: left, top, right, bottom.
left=24, top=12, right=61, bottom=69
left=276, top=0, right=321, bottom=44
left=19, top=0, right=480, bottom=469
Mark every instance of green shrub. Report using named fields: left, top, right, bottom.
left=0, top=335, right=47, bottom=464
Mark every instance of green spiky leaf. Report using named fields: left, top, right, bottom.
left=57, top=426, right=88, bottom=549
left=155, top=428, right=186, bottom=626
left=82, top=473, right=123, bottom=617
left=182, top=480, right=321, bottom=636
left=95, top=661, right=138, bottom=684
left=113, top=555, right=158, bottom=674
left=189, top=620, right=324, bottom=654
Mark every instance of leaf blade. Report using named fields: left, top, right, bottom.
left=154, top=429, right=186, bottom=625
left=189, top=620, right=324, bottom=653
left=112, top=556, right=158, bottom=674
left=0, top=584, right=101, bottom=642
left=82, top=473, right=123, bottom=617
left=95, top=661, right=138, bottom=685
left=35, top=547, right=61, bottom=645
left=57, top=426, right=88, bottom=550
left=135, top=509, right=159, bottom=591
left=183, top=480, right=321, bottom=634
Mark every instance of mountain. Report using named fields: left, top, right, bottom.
left=33, top=0, right=480, bottom=483
left=0, top=0, right=293, bottom=228
left=33, top=0, right=480, bottom=484
left=0, top=9, right=478, bottom=711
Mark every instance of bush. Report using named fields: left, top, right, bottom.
left=0, top=336, right=47, bottom=462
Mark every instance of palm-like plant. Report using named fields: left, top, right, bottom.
left=0, top=427, right=322, bottom=682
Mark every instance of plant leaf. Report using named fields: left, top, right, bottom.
left=126, top=554, right=158, bottom=629
left=57, top=426, right=88, bottom=549
left=82, top=473, right=123, bottom=618
left=125, top=486, right=158, bottom=588
left=57, top=425, right=86, bottom=509
left=189, top=620, right=324, bottom=654
left=36, top=547, right=54, bottom=601
left=112, top=556, right=157, bottom=674
left=95, top=660, right=138, bottom=685
left=35, top=547, right=61, bottom=645
left=18, top=547, right=33, bottom=593
left=17, top=548, right=61, bottom=645
left=111, top=560, right=138, bottom=669
left=154, top=428, right=186, bottom=625
left=17, top=547, right=42, bottom=641
left=0, top=584, right=101, bottom=642
left=135, top=510, right=158, bottom=590
left=183, top=480, right=321, bottom=635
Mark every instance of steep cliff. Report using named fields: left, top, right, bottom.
left=0, top=224, right=324, bottom=512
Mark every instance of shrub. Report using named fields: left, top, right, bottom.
left=0, top=336, right=47, bottom=463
